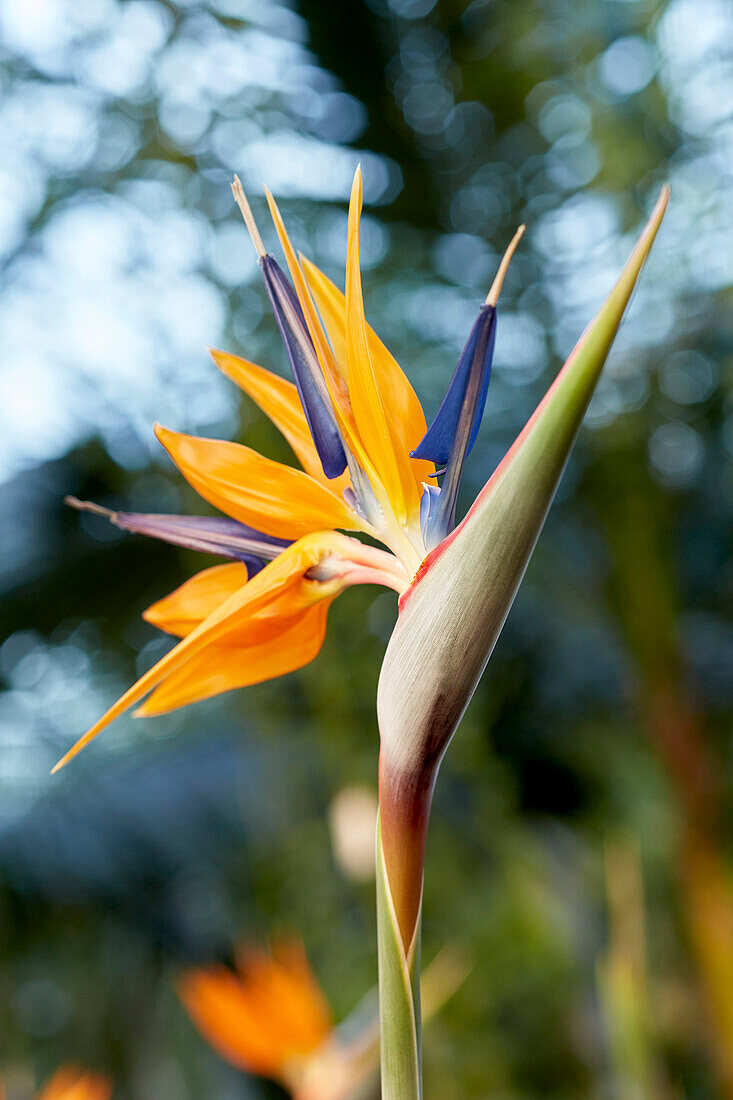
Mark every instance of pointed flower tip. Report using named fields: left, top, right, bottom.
left=647, top=183, right=669, bottom=237
left=626, top=185, right=669, bottom=265
left=209, top=347, right=240, bottom=382
left=154, top=422, right=184, bottom=465
left=64, top=495, right=116, bottom=520
left=208, top=346, right=225, bottom=370
left=231, top=174, right=266, bottom=258
left=52, top=733, right=95, bottom=772
left=350, top=165, right=363, bottom=207
left=485, top=223, right=526, bottom=306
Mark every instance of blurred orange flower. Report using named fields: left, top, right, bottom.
left=34, top=1068, right=111, bottom=1100
left=179, top=941, right=333, bottom=1087
left=179, top=937, right=469, bottom=1099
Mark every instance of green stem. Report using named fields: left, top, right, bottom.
left=376, top=746, right=435, bottom=1098
left=376, top=813, right=423, bottom=1100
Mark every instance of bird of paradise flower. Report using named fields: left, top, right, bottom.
left=57, top=166, right=521, bottom=769
left=180, top=941, right=335, bottom=1097
left=59, top=164, right=668, bottom=1099
left=179, top=938, right=468, bottom=1100
left=0, top=1068, right=112, bottom=1100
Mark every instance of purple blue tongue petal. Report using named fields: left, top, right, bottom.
left=413, top=305, right=497, bottom=546
left=411, top=226, right=525, bottom=546
left=260, top=255, right=347, bottom=480
left=419, top=482, right=442, bottom=546
left=65, top=499, right=290, bottom=576
left=411, top=305, right=496, bottom=468
left=229, top=176, right=346, bottom=482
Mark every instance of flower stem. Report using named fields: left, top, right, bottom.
left=376, top=750, right=436, bottom=1099
left=376, top=812, right=423, bottom=1100
left=378, top=755, right=434, bottom=951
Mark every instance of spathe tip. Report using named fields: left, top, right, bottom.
left=485, top=224, right=525, bottom=306
left=231, top=174, right=267, bottom=258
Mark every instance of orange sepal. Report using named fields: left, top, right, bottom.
left=210, top=348, right=349, bottom=494
left=300, top=254, right=434, bottom=488
left=137, top=598, right=333, bottom=715
left=343, top=170, right=423, bottom=522
left=179, top=941, right=332, bottom=1081
left=143, top=562, right=248, bottom=637
left=51, top=533, right=349, bottom=772
left=154, top=424, right=359, bottom=540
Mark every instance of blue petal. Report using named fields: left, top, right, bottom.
left=231, top=553, right=266, bottom=577
left=419, top=482, right=442, bottom=547
left=109, top=511, right=289, bottom=574
left=411, top=305, right=496, bottom=468
left=261, top=255, right=347, bottom=480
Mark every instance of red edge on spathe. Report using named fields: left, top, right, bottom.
left=397, top=338, right=586, bottom=617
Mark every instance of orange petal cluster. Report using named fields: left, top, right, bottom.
left=54, top=167, right=429, bottom=773
left=35, top=1068, right=112, bottom=1100
left=179, top=941, right=333, bottom=1083
left=54, top=530, right=404, bottom=772
left=154, top=425, right=360, bottom=541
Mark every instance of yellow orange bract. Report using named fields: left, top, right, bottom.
left=154, top=425, right=360, bottom=540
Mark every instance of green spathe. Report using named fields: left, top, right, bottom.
left=375, top=187, right=668, bottom=1100
left=378, top=185, right=669, bottom=789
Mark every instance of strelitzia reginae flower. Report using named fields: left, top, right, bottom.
left=179, top=941, right=335, bottom=1098
left=59, top=165, right=667, bottom=1098
left=0, top=1068, right=113, bottom=1100
left=179, top=938, right=468, bottom=1100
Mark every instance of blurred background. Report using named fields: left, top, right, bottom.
left=0, top=0, right=731, bottom=1096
